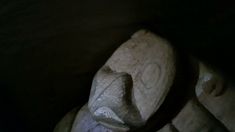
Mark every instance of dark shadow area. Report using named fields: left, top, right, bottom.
left=0, top=0, right=234, bottom=131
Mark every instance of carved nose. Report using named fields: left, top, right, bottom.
left=89, top=71, right=132, bottom=121
left=88, top=68, right=143, bottom=129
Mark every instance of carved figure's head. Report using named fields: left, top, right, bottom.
left=88, top=30, right=176, bottom=130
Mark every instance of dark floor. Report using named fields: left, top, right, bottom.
left=0, top=0, right=235, bottom=132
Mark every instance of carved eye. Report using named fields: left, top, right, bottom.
left=140, top=63, right=161, bottom=89
left=196, top=74, right=225, bottom=97
left=203, top=77, right=225, bottom=97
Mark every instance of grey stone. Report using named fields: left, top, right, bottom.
left=53, top=108, right=79, bottom=132
left=196, top=63, right=235, bottom=132
left=70, top=104, right=121, bottom=132
left=157, top=124, right=178, bottom=132
left=54, top=104, right=124, bottom=132
left=88, top=30, right=176, bottom=130
left=54, top=30, right=235, bottom=132
left=172, top=99, right=228, bottom=132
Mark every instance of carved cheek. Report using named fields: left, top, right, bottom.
left=196, top=73, right=225, bottom=97
left=133, top=63, right=163, bottom=120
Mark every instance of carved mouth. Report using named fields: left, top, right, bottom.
left=93, top=107, right=130, bottom=131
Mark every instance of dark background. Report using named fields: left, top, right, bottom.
left=0, top=0, right=234, bottom=132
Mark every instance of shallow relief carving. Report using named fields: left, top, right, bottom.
left=195, top=63, right=235, bottom=132
left=54, top=30, right=234, bottom=132
left=87, top=30, right=176, bottom=131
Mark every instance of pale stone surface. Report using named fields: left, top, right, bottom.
left=54, top=30, right=235, bottom=132
left=70, top=104, right=119, bottom=132
left=196, top=63, right=235, bottom=132
left=53, top=104, right=124, bottom=132
left=88, top=30, right=176, bottom=129
left=172, top=99, right=228, bottom=132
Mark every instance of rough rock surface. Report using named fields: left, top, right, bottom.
left=196, top=63, right=235, bottom=131
left=172, top=99, right=228, bottom=132
left=157, top=124, right=178, bottom=132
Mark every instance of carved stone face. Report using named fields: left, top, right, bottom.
left=88, top=30, right=176, bottom=130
